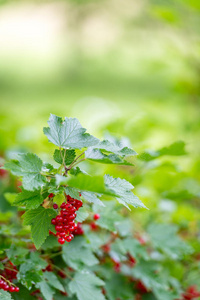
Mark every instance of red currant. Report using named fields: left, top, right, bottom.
left=55, top=225, right=63, bottom=232
left=58, top=237, right=65, bottom=245
left=15, top=287, right=20, bottom=292
left=53, top=203, right=58, bottom=209
left=94, top=214, right=100, bottom=220
left=9, top=286, right=16, bottom=292
left=48, top=193, right=54, bottom=198
left=51, top=218, right=57, bottom=225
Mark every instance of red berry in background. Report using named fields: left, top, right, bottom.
left=101, top=244, right=111, bottom=253
left=58, top=270, right=66, bottom=279
left=182, top=285, right=200, bottom=300
left=93, top=214, right=100, bottom=220
left=58, top=237, right=65, bottom=245
left=112, top=259, right=121, bottom=273
left=48, top=193, right=54, bottom=198
left=90, top=222, right=98, bottom=231
left=53, top=203, right=58, bottom=209
left=136, top=281, right=148, bottom=294
left=127, top=253, right=136, bottom=267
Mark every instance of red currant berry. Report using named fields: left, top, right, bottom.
left=60, top=202, right=66, bottom=209
left=69, top=214, right=75, bottom=220
left=56, top=216, right=63, bottom=222
left=65, top=235, right=72, bottom=242
left=61, top=211, right=70, bottom=217
left=4, top=284, right=9, bottom=291
left=53, top=204, right=58, bottom=209
left=66, top=203, right=72, bottom=210
left=51, top=218, right=57, bottom=225
left=58, top=237, right=65, bottom=245
left=69, top=226, right=75, bottom=231
left=69, top=234, right=74, bottom=240
left=59, top=231, right=66, bottom=237
left=15, top=287, right=20, bottom=292
left=93, top=214, right=100, bottom=220
left=48, top=193, right=54, bottom=198
left=55, top=225, right=63, bottom=232
left=9, top=286, right=16, bottom=292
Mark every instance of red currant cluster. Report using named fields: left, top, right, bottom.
left=51, top=195, right=83, bottom=245
left=0, top=277, right=19, bottom=292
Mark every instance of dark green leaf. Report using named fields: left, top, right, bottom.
left=13, top=188, right=43, bottom=209
left=23, top=207, right=57, bottom=249
left=53, top=149, right=76, bottom=165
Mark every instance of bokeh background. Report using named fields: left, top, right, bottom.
left=0, top=0, right=200, bottom=290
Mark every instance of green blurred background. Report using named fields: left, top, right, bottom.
left=0, top=0, right=200, bottom=287
left=0, top=0, right=200, bottom=213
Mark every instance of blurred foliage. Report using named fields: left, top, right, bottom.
left=0, top=0, right=200, bottom=297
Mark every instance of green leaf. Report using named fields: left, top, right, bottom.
left=43, top=114, right=99, bottom=149
left=104, top=175, right=147, bottom=210
left=91, top=139, right=137, bottom=157
left=138, top=141, right=187, bottom=161
left=41, top=235, right=59, bottom=250
left=13, top=188, right=43, bottom=209
left=0, top=290, right=13, bottom=300
left=5, top=153, right=46, bottom=191
left=36, top=281, right=55, bottom=300
left=67, top=174, right=105, bottom=194
left=69, top=271, right=105, bottom=300
left=147, top=224, right=193, bottom=259
left=96, top=206, right=123, bottom=232
left=85, top=148, right=133, bottom=165
left=4, top=193, right=17, bottom=204
left=43, top=272, right=65, bottom=292
left=53, top=149, right=76, bottom=165
left=70, top=167, right=87, bottom=176
left=62, top=236, right=98, bottom=270
left=65, top=187, right=81, bottom=200
left=105, top=273, right=134, bottom=300
left=53, top=193, right=65, bottom=206
left=23, top=207, right=57, bottom=249
left=76, top=207, right=89, bottom=222
left=131, top=260, right=164, bottom=290
left=81, top=191, right=104, bottom=207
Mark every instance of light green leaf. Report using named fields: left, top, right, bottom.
left=43, top=272, right=65, bottom=292
left=148, top=224, right=193, bottom=259
left=62, top=237, right=98, bottom=270
left=81, top=191, right=104, bottom=207
left=5, top=153, right=46, bottom=191
left=104, top=175, right=147, bottom=210
left=43, top=114, right=99, bottom=149
left=53, top=193, right=65, bottom=206
left=138, top=141, right=187, bottom=161
left=92, top=139, right=137, bottom=156
left=37, top=281, right=55, bottom=300
left=65, top=187, right=81, bottom=200
left=0, top=290, right=13, bottom=300
left=23, top=207, right=57, bottom=249
left=4, top=193, right=17, bottom=204
left=13, top=188, right=43, bottom=209
left=53, top=149, right=76, bottom=165
left=85, top=148, right=133, bottom=165
left=76, top=207, right=89, bottom=222
left=69, top=271, right=105, bottom=300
